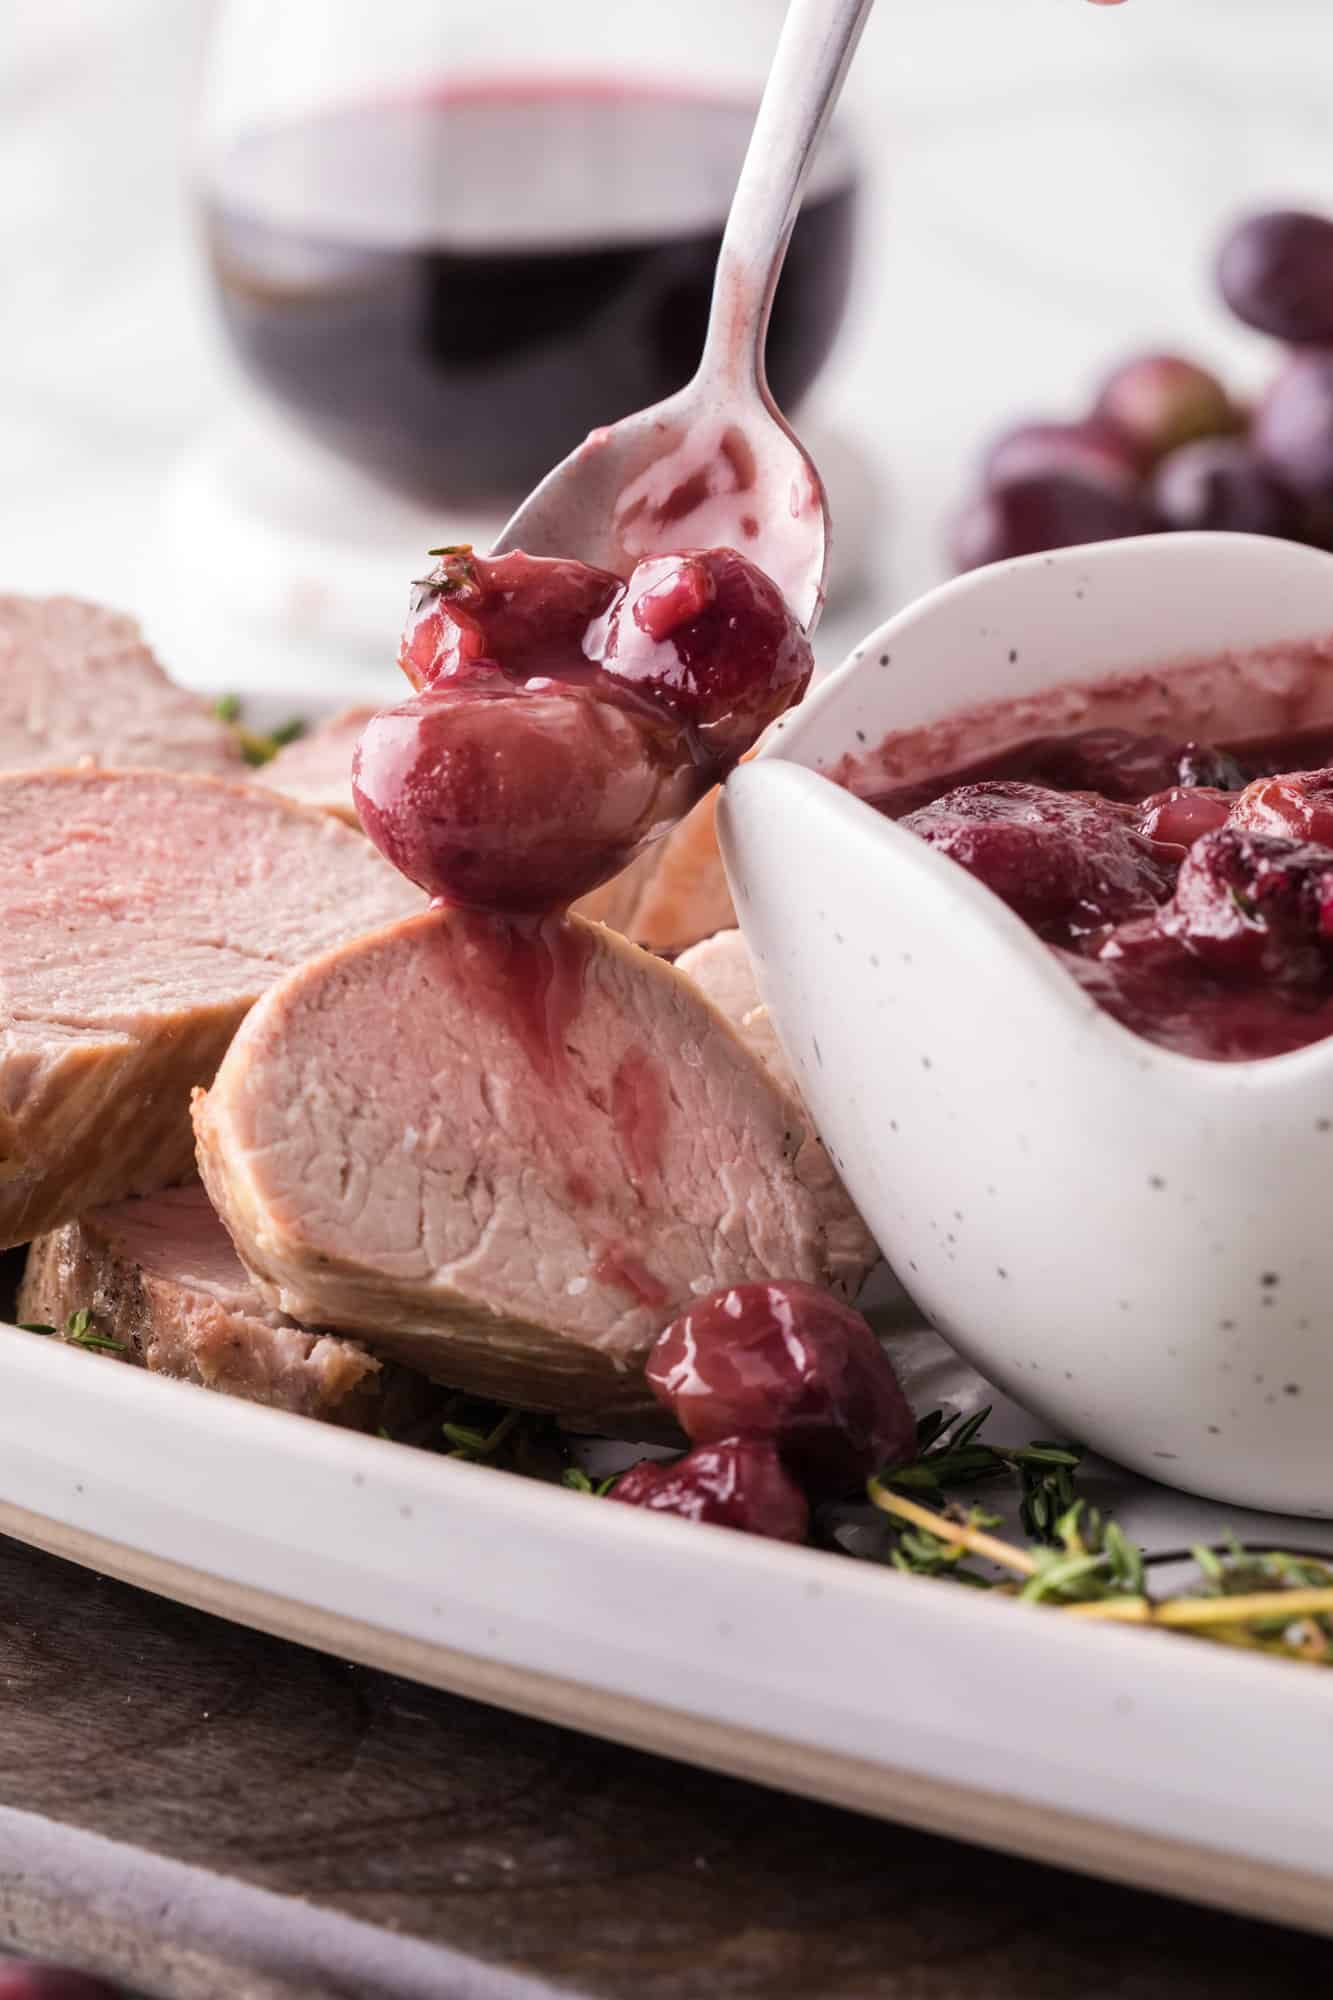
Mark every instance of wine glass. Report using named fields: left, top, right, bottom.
left=197, top=0, right=862, bottom=510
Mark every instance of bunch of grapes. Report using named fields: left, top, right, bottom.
left=949, top=208, right=1333, bottom=569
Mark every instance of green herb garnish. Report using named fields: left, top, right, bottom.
left=213, top=693, right=308, bottom=766
left=561, top=1466, right=620, bottom=1497
left=443, top=1405, right=523, bottom=1461
left=19, top=1309, right=126, bottom=1354
left=421, top=544, right=477, bottom=596
left=867, top=1424, right=1333, bottom=1664
left=238, top=718, right=306, bottom=767
left=884, top=1406, right=1083, bottom=1544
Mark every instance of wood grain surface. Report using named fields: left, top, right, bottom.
left=0, top=1530, right=1325, bottom=1999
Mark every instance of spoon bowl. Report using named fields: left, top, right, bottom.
left=493, top=0, right=875, bottom=633
left=492, top=378, right=828, bottom=632
left=720, top=532, right=1333, bottom=1512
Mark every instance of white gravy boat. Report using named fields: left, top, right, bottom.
left=720, top=532, right=1333, bottom=1513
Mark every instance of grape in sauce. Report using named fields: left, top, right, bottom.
left=645, top=1280, right=914, bottom=1499
left=871, top=726, right=1333, bottom=1061
left=611, top=1437, right=810, bottom=1542
left=355, top=545, right=813, bottom=914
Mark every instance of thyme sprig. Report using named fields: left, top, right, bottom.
left=421, top=544, right=478, bottom=596
left=212, top=694, right=307, bottom=766
left=428, top=1391, right=567, bottom=1478
left=884, top=1406, right=1083, bottom=1543
left=17, top=1307, right=126, bottom=1355
left=867, top=1470, right=1333, bottom=1664
left=561, top=1466, right=620, bottom=1497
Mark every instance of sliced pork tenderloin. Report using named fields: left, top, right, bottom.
left=676, top=928, right=879, bottom=1294
left=194, top=909, right=852, bottom=1430
left=0, top=595, right=240, bottom=775
left=675, top=927, right=793, bottom=1089
left=257, top=705, right=374, bottom=824
left=0, top=768, right=420, bottom=1247
left=17, top=1184, right=401, bottom=1427
left=621, top=789, right=736, bottom=951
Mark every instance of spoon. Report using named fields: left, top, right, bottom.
left=491, top=0, right=876, bottom=634
left=719, top=530, right=1333, bottom=1513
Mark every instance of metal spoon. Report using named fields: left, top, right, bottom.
left=491, top=0, right=876, bottom=634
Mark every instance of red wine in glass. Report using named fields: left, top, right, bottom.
left=201, top=83, right=859, bottom=505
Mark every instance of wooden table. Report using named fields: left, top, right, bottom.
left=0, top=1530, right=1322, bottom=2000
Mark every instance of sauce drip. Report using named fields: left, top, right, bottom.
left=447, top=910, right=596, bottom=1083
left=593, top=1245, right=671, bottom=1307
left=611, top=1045, right=671, bottom=1192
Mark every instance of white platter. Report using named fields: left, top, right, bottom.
left=3, top=686, right=1333, bottom=1940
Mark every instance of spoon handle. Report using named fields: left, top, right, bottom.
left=700, top=0, right=875, bottom=398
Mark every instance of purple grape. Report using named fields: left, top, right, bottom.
left=1093, top=353, right=1239, bottom=466
left=1151, top=436, right=1302, bottom=539
left=1253, top=353, right=1333, bottom=504
left=1216, top=209, right=1333, bottom=345
left=949, top=473, right=1157, bottom=572
left=610, top=1438, right=810, bottom=1541
left=1163, top=825, right=1333, bottom=979
left=1302, top=499, right=1333, bottom=551
left=645, top=1280, right=915, bottom=1498
left=0, top=1968, right=122, bottom=1999
left=902, top=780, right=1173, bottom=939
left=983, top=419, right=1140, bottom=497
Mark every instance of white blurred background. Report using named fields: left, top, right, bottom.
left=0, top=0, right=1329, bottom=692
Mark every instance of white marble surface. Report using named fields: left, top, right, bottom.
left=0, top=0, right=1330, bottom=687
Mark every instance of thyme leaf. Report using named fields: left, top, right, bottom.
left=421, top=544, right=478, bottom=596
left=867, top=1467, right=1333, bottom=1665
left=882, top=1406, right=1085, bottom=1546
left=20, top=1309, right=126, bottom=1354
left=561, top=1466, right=620, bottom=1497
left=212, top=693, right=308, bottom=765
left=238, top=718, right=306, bottom=767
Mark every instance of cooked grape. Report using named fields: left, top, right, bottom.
left=602, top=549, right=813, bottom=768
left=1230, top=770, right=1333, bottom=846
left=379, top=543, right=813, bottom=912
left=1161, top=825, right=1333, bottom=979
left=399, top=547, right=620, bottom=690
left=611, top=1437, right=809, bottom=1541
left=1216, top=209, right=1333, bottom=345
left=1136, top=786, right=1233, bottom=851
left=903, top=781, right=1174, bottom=939
left=353, top=677, right=702, bottom=912
left=645, top=1280, right=914, bottom=1499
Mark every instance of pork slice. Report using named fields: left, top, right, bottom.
left=256, top=705, right=375, bottom=824
left=17, top=1184, right=391, bottom=1427
left=0, top=595, right=240, bottom=776
left=194, top=909, right=850, bottom=1430
left=620, top=789, right=736, bottom=952
left=0, top=768, right=420, bottom=1247
left=676, top=929, right=879, bottom=1294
